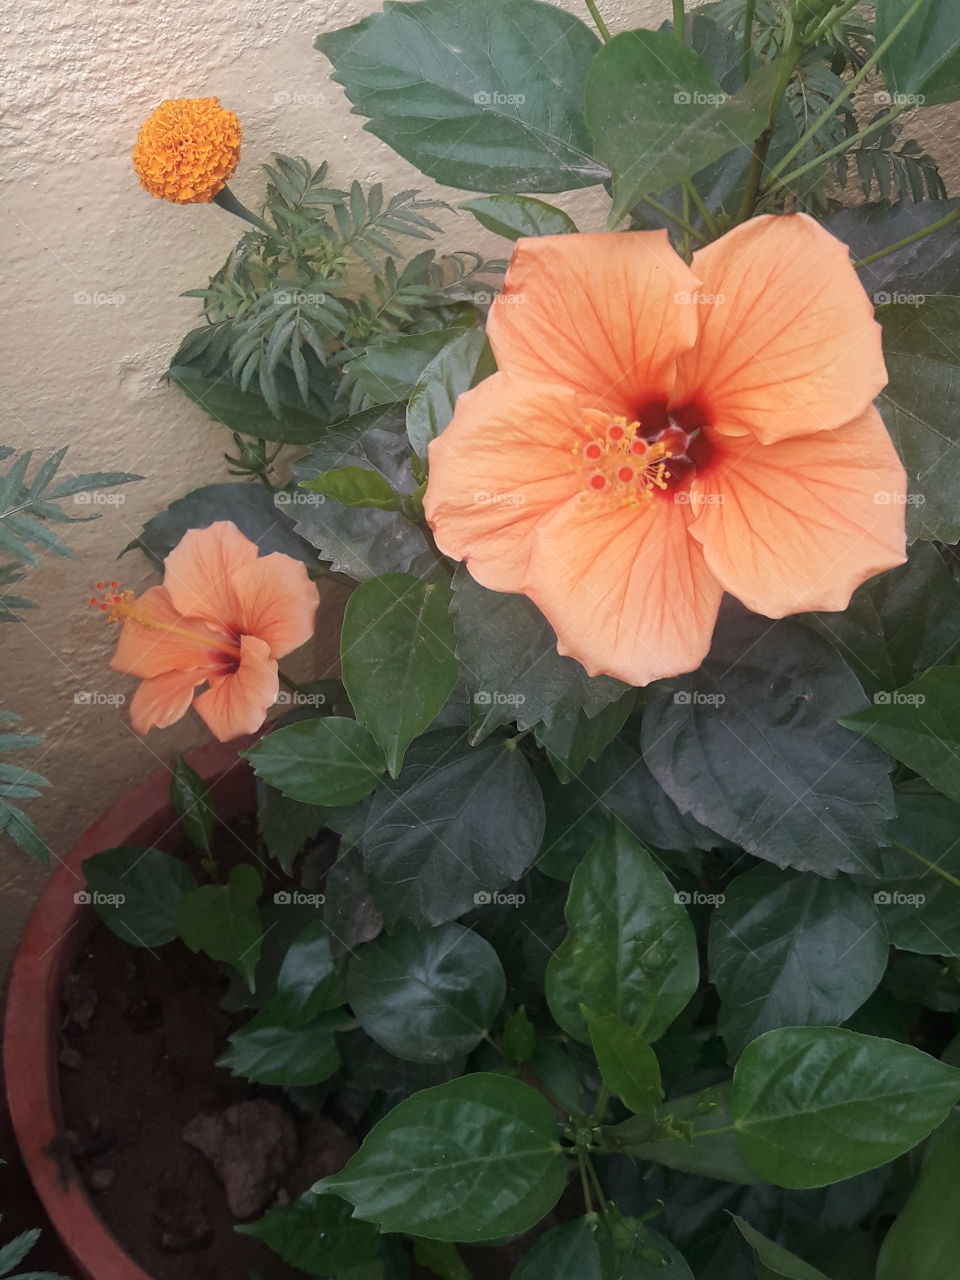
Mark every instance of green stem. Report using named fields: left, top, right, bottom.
left=853, top=208, right=960, bottom=270
left=585, top=0, right=612, bottom=41
left=764, top=105, right=905, bottom=196
left=891, top=839, right=960, bottom=891
left=212, top=184, right=273, bottom=233
left=802, top=0, right=862, bottom=46
left=681, top=183, right=693, bottom=263
left=593, top=1084, right=611, bottom=1123
left=673, top=0, right=685, bottom=41
left=741, top=0, right=756, bottom=79
left=683, top=179, right=720, bottom=239
left=765, top=0, right=929, bottom=188
left=577, top=1150, right=596, bottom=1217
left=640, top=196, right=709, bottom=244
left=584, top=1154, right=611, bottom=1219
left=735, top=36, right=802, bottom=224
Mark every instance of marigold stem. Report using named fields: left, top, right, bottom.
left=211, top=184, right=272, bottom=233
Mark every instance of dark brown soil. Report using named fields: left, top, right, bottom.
left=58, top=919, right=350, bottom=1280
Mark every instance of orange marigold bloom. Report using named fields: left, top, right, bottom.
left=132, top=97, right=241, bottom=204
left=107, top=522, right=318, bottom=741
left=424, top=215, right=907, bottom=687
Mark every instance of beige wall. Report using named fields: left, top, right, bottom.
left=1, top=0, right=958, bottom=983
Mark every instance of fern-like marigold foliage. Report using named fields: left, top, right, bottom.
left=133, top=98, right=241, bottom=204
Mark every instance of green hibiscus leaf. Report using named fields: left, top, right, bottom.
left=291, top=404, right=440, bottom=581
left=732, top=1026, right=960, bottom=1188
left=84, top=845, right=198, bottom=947
left=878, top=296, right=960, bottom=541
left=347, top=922, right=505, bottom=1063
left=642, top=610, right=895, bottom=876
left=451, top=568, right=628, bottom=739
left=709, top=865, right=888, bottom=1056
left=341, top=574, right=459, bottom=777
left=238, top=1190, right=384, bottom=1276
left=362, top=728, right=544, bottom=926
left=512, top=1218, right=604, bottom=1278
left=460, top=195, right=579, bottom=241
left=877, top=0, right=960, bottom=107
left=243, top=719, right=386, bottom=807
left=806, top=543, right=960, bottom=695
left=218, top=1006, right=342, bottom=1086
left=546, top=821, right=698, bottom=1044
left=406, top=328, right=494, bottom=460
left=731, top=1217, right=831, bottom=1280
left=585, top=29, right=779, bottom=221
left=840, top=666, right=960, bottom=804
left=609, top=1082, right=761, bottom=1186
left=317, top=0, right=605, bottom=194
left=876, top=1112, right=960, bottom=1280
left=854, top=794, right=960, bottom=955
left=176, top=864, right=263, bottom=990
left=314, top=1073, right=568, bottom=1241
left=584, top=1008, right=663, bottom=1116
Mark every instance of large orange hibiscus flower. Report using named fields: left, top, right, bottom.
left=424, top=215, right=907, bottom=686
left=106, top=522, right=318, bottom=741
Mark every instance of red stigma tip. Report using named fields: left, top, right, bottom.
left=95, top=582, right=105, bottom=590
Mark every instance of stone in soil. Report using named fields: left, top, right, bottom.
left=182, top=1100, right=298, bottom=1220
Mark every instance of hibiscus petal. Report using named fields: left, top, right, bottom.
left=110, top=585, right=234, bottom=679
left=226, top=552, right=319, bottom=659
left=162, top=521, right=259, bottom=631
left=129, top=668, right=207, bottom=734
left=424, top=375, right=586, bottom=592
left=673, top=214, right=887, bottom=444
left=522, top=492, right=723, bottom=686
left=487, top=231, right=701, bottom=408
left=688, top=406, right=907, bottom=616
left=193, top=635, right=279, bottom=742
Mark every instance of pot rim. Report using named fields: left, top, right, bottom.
left=3, top=735, right=257, bottom=1280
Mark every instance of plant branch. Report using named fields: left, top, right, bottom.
left=764, top=104, right=906, bottom=195
left=853, top=208, right=960, bottom=270
left=640, top=196, right=710, bottom=244
left=673, top=0, right=685, bottom=41
left=891, top=839, right=960, bottom=890
left=683, top=179, right=720, bottom=238
left=585, top=0, right=611, bottom=42
left=764, top=0, right=929, bottom=189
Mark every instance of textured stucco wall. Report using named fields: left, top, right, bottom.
left=1, top=0, right=958, bottom=984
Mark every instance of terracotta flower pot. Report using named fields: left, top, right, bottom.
left=4, top=737, right=257, bottom=1280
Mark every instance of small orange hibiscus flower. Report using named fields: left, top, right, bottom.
left=106, top=522, right=318, bottom=741
left=424, top=215, right=907, bottom=686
